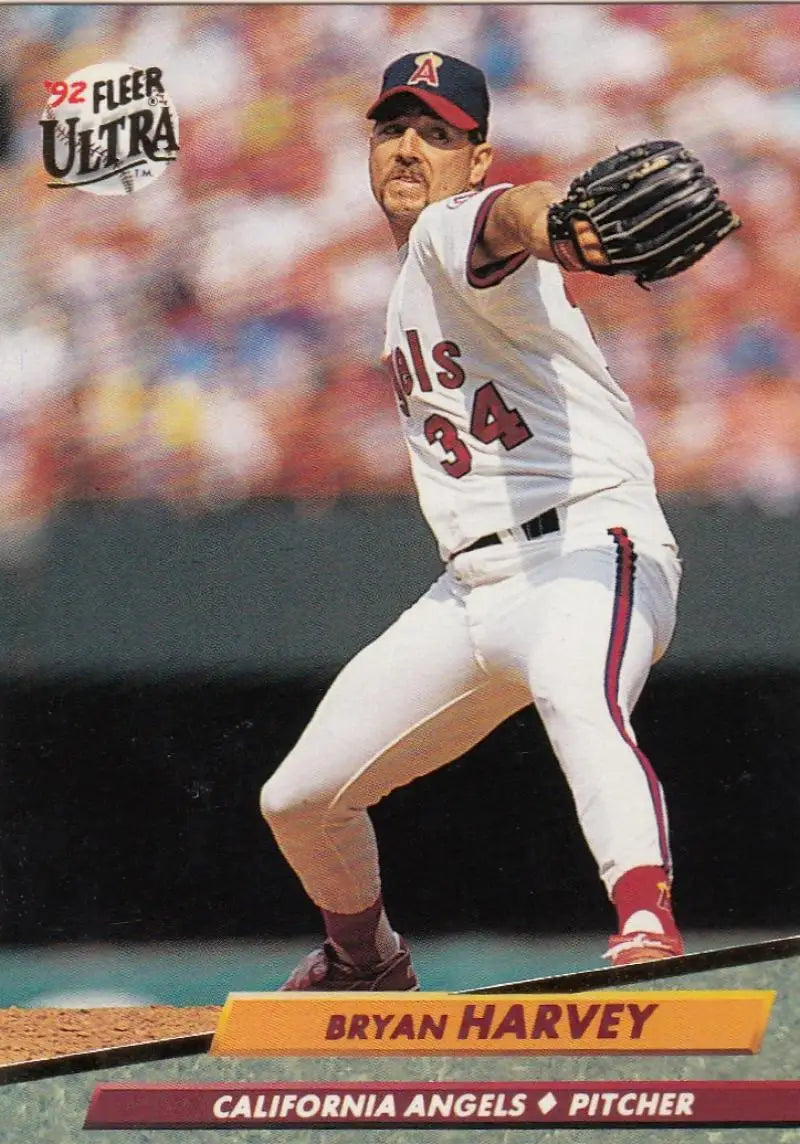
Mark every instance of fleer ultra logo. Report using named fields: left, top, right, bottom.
left=39, top=61, right=179, bottom=195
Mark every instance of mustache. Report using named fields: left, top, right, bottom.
left=385, top=161, right=427, bottom=186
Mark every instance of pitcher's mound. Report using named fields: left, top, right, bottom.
left=0, top=1006, right=221, bottom=1065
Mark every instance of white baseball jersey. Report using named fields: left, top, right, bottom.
left=384, top=183, right=671, bottom=559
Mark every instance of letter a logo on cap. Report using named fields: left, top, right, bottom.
left=407, top=52, right=443, bottom=88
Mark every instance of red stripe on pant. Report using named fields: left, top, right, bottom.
left=605, top=526, right=672, bottom=877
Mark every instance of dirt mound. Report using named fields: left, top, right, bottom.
left=0, top=1005, right=221, bottom=1065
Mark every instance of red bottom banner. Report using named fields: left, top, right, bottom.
left=85, top=1081, right=800, bottom=1129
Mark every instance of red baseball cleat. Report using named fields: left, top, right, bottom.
left=279, top=938, right=419, bottom=991
left=604, top=931, right=685, bottom=967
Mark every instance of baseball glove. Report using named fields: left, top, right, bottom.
left=547, top=140, right=741, bottom=287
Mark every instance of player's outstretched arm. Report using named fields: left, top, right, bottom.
left=477, top=141, right=741, bottom=287
left=476, top=180, right=614, bottom=270
left=477, top=181, right=565, bottom=265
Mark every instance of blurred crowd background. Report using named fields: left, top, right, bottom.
left=0, top=3, right=798, bottom=557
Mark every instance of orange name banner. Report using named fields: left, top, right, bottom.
left=210, top=991, right=773, bottom=1057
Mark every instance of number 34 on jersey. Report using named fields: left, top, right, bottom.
left=386, top=327, right=532, bottom=479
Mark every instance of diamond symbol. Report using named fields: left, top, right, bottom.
left=538, top=1092, right=557, bottom=1115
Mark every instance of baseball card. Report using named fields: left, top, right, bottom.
left=1, top=2, right=799, bottom=1141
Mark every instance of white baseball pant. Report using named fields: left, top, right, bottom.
left=260, top=507, right=681, bottom=914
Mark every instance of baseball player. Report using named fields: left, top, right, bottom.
left=260, top=52, right=740, bottom=989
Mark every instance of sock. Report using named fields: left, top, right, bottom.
left=321, top=897, right=401, bottom=968
left=612, top=865, right=679, bottom=937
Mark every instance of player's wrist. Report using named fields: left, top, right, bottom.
left=482, top=183, right=563, bottom=263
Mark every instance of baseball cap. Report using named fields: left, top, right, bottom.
left=367, top=52, right=490, bottom=139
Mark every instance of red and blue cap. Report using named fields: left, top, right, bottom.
left=367, top=52, right=490, bottom=139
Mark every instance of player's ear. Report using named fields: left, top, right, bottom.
left=469, top=142, right=493, bottom=188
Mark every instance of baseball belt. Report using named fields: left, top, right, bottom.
left=457, top=507, right=560, bottom=556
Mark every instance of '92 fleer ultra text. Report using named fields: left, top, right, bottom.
left=39, top=60, right=178, bottom=195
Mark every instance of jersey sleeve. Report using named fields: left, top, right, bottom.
left=410, top=184, right=537, bottom=311
left=408, top=184, right=614, bottom=380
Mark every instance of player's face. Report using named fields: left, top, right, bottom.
left=369, top=110, right=492, bottom=241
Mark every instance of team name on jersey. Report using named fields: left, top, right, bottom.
left=386, top=328, right=533, bottom=480
left=388, top=329, right=465, bottom=416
